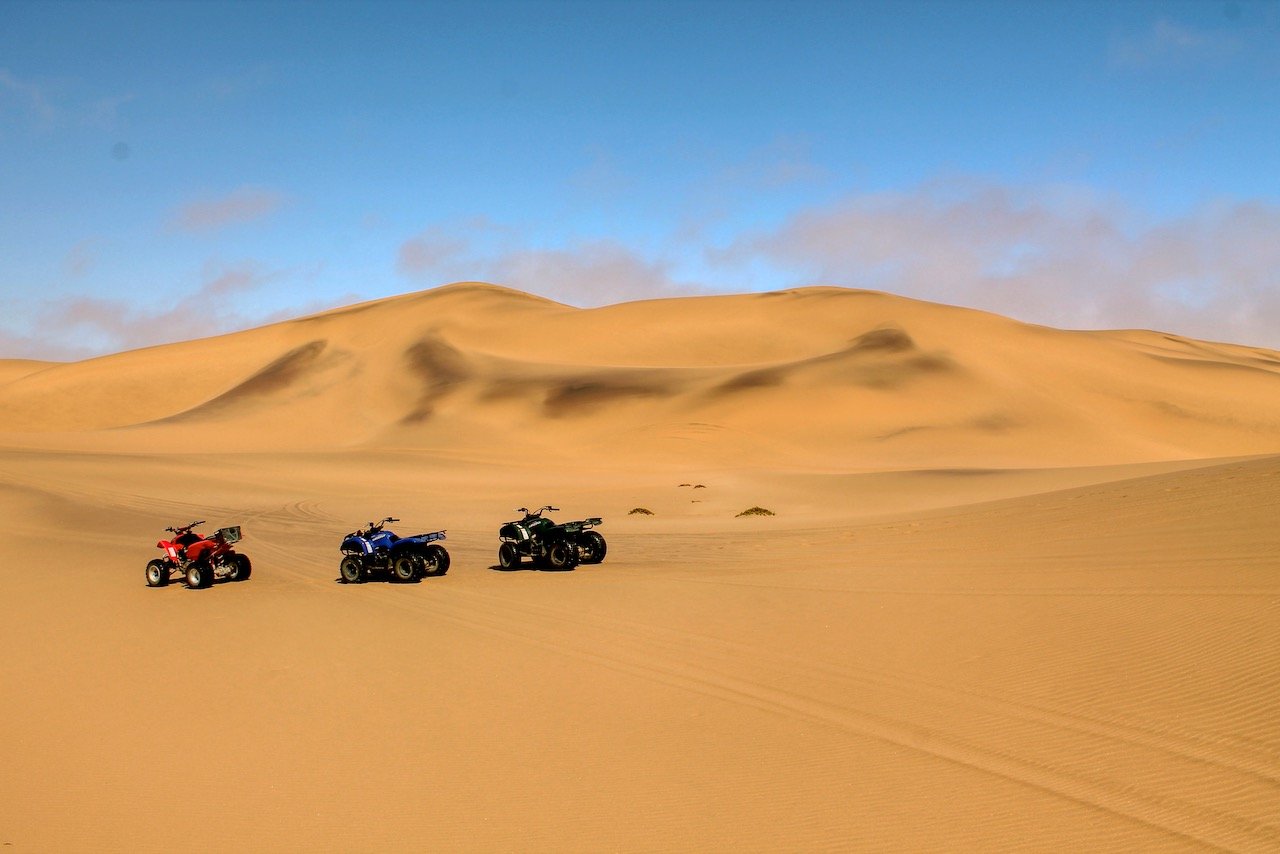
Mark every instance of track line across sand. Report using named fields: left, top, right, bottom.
left=316, top=576, right=1274, bottom=852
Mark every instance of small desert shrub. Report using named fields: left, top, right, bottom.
left=736, top=506, right=775, bottom=517
left=628, top=507, right=655, bottom=515
left=693, top=484, right=706, bottom=489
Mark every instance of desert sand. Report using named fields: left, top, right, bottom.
left=1, top=283, right=1277, bottom=851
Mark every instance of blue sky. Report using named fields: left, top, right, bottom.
left=2, top=0, right=1279, bottom=358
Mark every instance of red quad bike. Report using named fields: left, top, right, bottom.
left=146, top=520, right=252, bottom=589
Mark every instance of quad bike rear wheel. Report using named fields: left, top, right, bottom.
left=339, top=556, right=364, bottom=584
left=393, top=554, right=418, bottom=582
left=579, top=531, right=607, bottom=564
left=498, top=542, right=520, bottom=569
left=227, top=554, right=252, bottom=581
left=146, top=559, right=169, bottom=588
left=424, top=544, right=450, bottom=575
left=185, top=562, right=212, bottom=589
left=547, top=540, right=577, bottom=570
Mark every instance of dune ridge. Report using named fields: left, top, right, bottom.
left=3, top=283, right=1280, bottom=466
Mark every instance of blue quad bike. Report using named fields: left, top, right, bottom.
left=339, top=517, right=450, bottom=583
left=497, top=506, right=606, bottom=570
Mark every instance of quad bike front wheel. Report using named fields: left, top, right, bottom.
left=547, top=540, right=577, bottom=570
left=145, top=559, right=169, bottom=587
left=498, top=542, right=520, bottom=569
left=185, top=562, right=212, bottom=589
left=227, top=554, right=252, bottom=582
left=393, top=554, right=418, bottom=582
left=579, top=531, right=607, bottom=564
left=339, top=556, right=364, bottom=584
left=423, top=544, right=450, bottom=576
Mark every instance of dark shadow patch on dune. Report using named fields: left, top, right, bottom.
left=710, top=327, right=953, bottom=399
left=711, top=367, right=787, bottom=396
left=228, top=340, right=328, bottom=397
left=836, top=354, right=956, bottom=390
left=811, top=328, right=956, bottom=389
left=849, top=327, right=916, bottom=354
left=477, top=378, right=528, bottom=403
left=162, top=340, right=329, bottom=421
left=544, top=377, right=671, bottom=417
left=401, top=337, right=471, bottom=424
left=1149, top=399, right=1249, bottom=427
left=970, top=413, right=1018, bottom=432
left=877, top=424, right=932, bottom=440
left=879, top=414, right=1014, bottom=441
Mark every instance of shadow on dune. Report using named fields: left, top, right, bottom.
left=160, top=340, right=341, bottom=423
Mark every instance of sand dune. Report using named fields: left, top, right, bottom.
left=1, top=284, right=1277, bottom=851
left=4, top=283, right=1280, bottom=465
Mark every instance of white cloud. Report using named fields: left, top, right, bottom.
left=488, top=242, right=698, bottom=305
left=32, top=262, right=289, bottom=356
left=168, top=187, right=287, bottom=234
left=1111, top=18, right=1244, bottom=69
left=718, top=179, right=1280, bottom=347
left=397, top=222, right=707, bottom=305
left=392, top=179, right=1280, bottom=348
left=63, top=239, right=99, bottom=279
left=0, top=68, right=57, bottom=128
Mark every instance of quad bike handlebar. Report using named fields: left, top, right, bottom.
left=516, top=506, right=558, bottom=516
left=354, top=517, right=400, bottom=537
left=164, top=520, right=205, bottom=534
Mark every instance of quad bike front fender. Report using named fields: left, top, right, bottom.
left=341, top=535, right=374, bottom=556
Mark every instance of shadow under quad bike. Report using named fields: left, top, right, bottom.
left=497, top=506, right=606, bottom=570
left=146, top=520, right=252, bottom=589
left=339, top=517, right=450, bottom=583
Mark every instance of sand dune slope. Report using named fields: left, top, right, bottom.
left=2, top=284, right=1278, bottom=851
left=3, top=283, right=1280, bottom=466
left=0, top=447, right=1276, bottom=851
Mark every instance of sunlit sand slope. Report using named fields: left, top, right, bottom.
left=0, top=449, right=1275, bottom=851
left=3, top=283, right=1279, bottom=465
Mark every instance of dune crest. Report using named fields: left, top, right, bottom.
left=2, top=283, right=1279, bottom=466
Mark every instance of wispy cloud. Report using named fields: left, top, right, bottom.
left=2, top=260, right=355, bottom=360
left=168, top=186, right=287, bottom=234
left=1111, top=18, right=1244, bottom=69
left=208, top=64, right=274, bottom=100
left=37, top=262, right=285, bottom=355
left=398, top=227, right=474, bottom=278
left=487, top=242, right=698, bottom=305
left=0, top=69, right=137, bottom=133
left=718, top=179, right=1280, bottom=347
left=88, top=92, right=137, bottom=130
left=397, top=221, right=706, bottom=305
left=393, top=178, right=1280, bottom=348
left=62, top=239, right=99, bottom=279
left=0, top=68, right=57, bottom=128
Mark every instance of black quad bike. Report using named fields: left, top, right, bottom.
left=497, top=506, right=606, bottom=570
left=339, top=517, right=450, bottom=583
